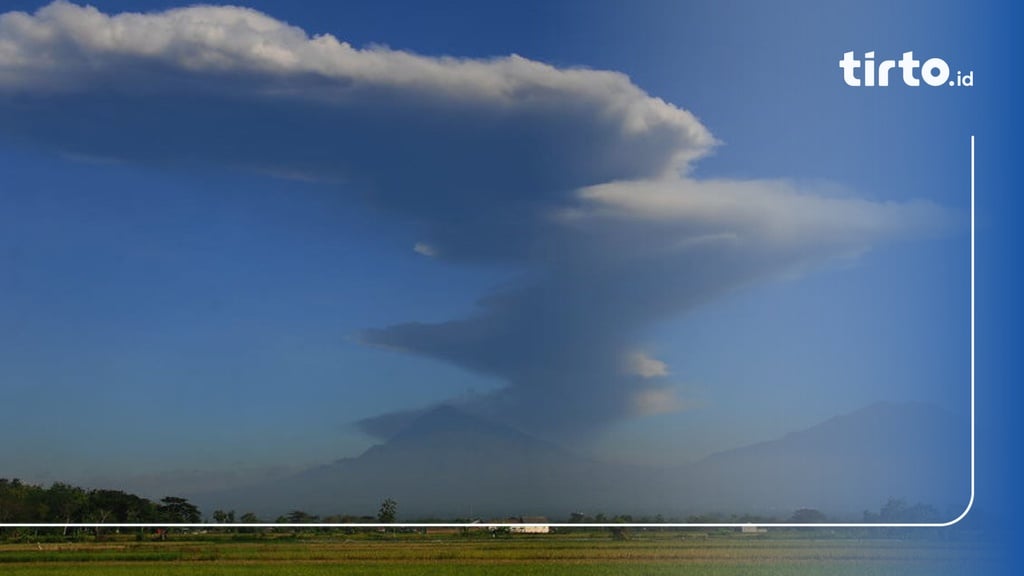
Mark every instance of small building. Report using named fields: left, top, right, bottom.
left=740, top=524, right=767, bottom=534
left=496, top=516, right=551, bottom=534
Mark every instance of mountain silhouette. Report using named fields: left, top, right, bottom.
left=656, top=402, right=970, bottom=519
left=199, top=405, right=641, bottom=519
left=193, top=402, right=970, bottom=521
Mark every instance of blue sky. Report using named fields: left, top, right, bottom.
left=0, top=0, right=991, bottom=502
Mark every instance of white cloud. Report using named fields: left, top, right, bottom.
left=413, top=242, right=438, bottom=257
left=0, top=1, right=713, bottom=163
left=627, top=352, right=669, bottom=378
left=631, top=387, right=686, bottom=416
left=0, top=2, right=719, bottom=264
left=566, top=177, right=950, bottom=248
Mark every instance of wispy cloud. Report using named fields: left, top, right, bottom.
left=627, top=352, right=669, bottom=379
left=413, top=242, right=438, bottom=258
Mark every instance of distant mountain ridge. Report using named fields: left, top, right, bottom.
left=192, top=402, right=970, bottom=521
left=655, top=402, right=970, bottom=517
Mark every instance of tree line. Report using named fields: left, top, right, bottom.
left=3, top=477, right=942, bottom=530
left=0, top=478, right=199, bottom=526
left=0, top=478, right=400, bottom=531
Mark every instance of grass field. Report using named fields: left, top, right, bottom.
left=0, top=531, right=991, bottom=575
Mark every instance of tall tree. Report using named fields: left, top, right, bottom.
left=46, top=482, right=88, bottom=527
left=157, top=496, right=201, bottom=524
left=212, top=509, right=236, bottom=524
left=377, top=498, right=397, bottom=524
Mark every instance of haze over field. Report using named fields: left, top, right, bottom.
left=0, top=1, right=971, bottom=517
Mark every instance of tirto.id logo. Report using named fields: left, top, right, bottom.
left=839, top=51, right=973, bottom=87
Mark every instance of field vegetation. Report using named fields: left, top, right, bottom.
left=0, top=528, right=990, bottom=576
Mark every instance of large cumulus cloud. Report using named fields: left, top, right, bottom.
left=0, top=1, right=712, bottom=262
left=0, top=2, right=947, bottom=441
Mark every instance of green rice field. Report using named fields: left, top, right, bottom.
left=0, top=531, right=993, bottom=575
